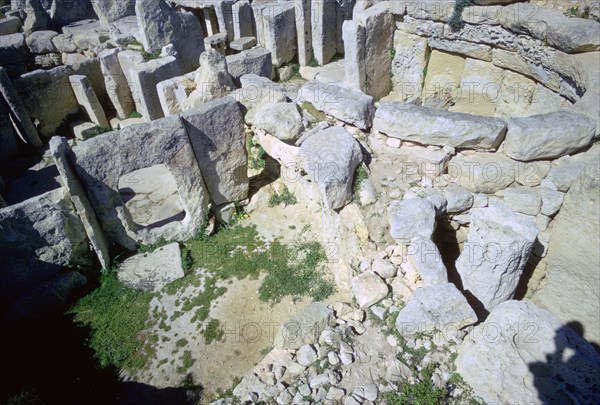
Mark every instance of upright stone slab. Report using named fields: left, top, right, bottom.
left=181, top=97, right=249, bottom=205
left=136, top=0, right=204, bottom=72
left=23, top=0, right=52, bottom=35
left=252, top=1, right=296, bottom=66
left=70, top=116, right=209, bottom=247
left=353, top=2, right=394, bottom=99
left=50, top=136, right=111, bottom=269
left=157, top=75, right=194, bottom=117
left=335, top=0, right=355, bottom=54
left=232, top=0, right=254, bottom=39
left=0, top=67, right=42, bottom=147
left=0, top=98, right=18, bottom=160
left=128, top=56, right=182, bottom=121
left=342, top=20, right=365, bottom=91
left=311, top=0, right=337, bottom=66
left=295, top=0, right=312, bottom=66
left=214, top=0, right=236, bottom=41
left=69, top=75, right=110, bottom=128
left=456, top=204, right=538, bottom=313
left=98, top=48, right=134, bottom=119
left=391, top=30, right=429, bottom=101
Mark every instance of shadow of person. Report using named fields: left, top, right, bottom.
left=528, top=321, right=600, bottom=404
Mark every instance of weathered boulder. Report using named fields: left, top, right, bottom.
left=181, top=97, right=249, bottom=205
left=388, top=198, right=436, bottom=242
left=351, top=271, right=389, bottom=308
left=504, top=111, right=596, bottom=161
left=247, top=102, right=304, bottom=142
left=443, top=183, right=473, bottom=213
left=90, top=0, right=135, bottom=24
left=274, top=302, right=335, bottom=349
left=300, top=126, right=362, bottom=209
left=532, top=165, right=600, bottom=346
left=135, top=0, right=204, bottom=72
left=25, top=30, right=58, bottom=54
left=186, top=49, right=234, bottom=108
left=225, top=47, right=272, bottom=83
left=405, top=237, right=448, bottom=286
left=298, top=81, right=375, bottom=130
left=545, top=145, right=600, bottom=192
left=395, top=283, right=476, bottom=337
left=456, top=300, right=600, bottom=404
left=456, top=204, right=538, bottom=312
left=449, top=152, right=516, bottom=193
left=374, top=102, right=507, bottom=150
left=118, top=243, right=184, bottom=291
left=0, top=16, right=23, bottom=35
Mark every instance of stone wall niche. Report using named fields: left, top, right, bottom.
left=70, top=115, right=209, bottom=249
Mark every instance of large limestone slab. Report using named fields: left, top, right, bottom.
left=118, top=243, right=184, bottom=291
left=181, top=97, right=249, bottom=205
left=353, top=2, right=394, bottom=99
left=395, top=283, right=476, bottom=337
left=300, top=126, right=362, bottom=209
left=504, top=111, right=596, bottom=162
left=252, top=1, right=296, bottom=66
left=98, top=48, right=134, bottom=119
left=15, top=65, right=78, bottom=137
left=50, top=136, right=111, bottom=268
left=0, top=188, right=91, bottom=304
left=226, top=47, right=272, bottom=83
left=127, top=55, right=182, bottom=121
left=422, top=50, right=465, bottom=102
left=532, top=165, right=600, bottom=346
left=374, top=102, right=506, bottom=150
left=391, top=30, right=429, bottom=101
left=311, top=0, right=337, bottom=66
left=232, top=0, right=254, bottom=39
left=456, top=204, right=538, bottom=312
left=456, top=300, right=600, bottom=404
left=342, top=20, right=365, bottom=92
left=90, top=0, right=135, bottom=24
left=298, top=80, right=375, bottom=129
left=295, top=0, right=312, bottom=66
left=0, top=33, right=30, bottom=76
left=69, top=74, right=110, bottom=128
left=405, top=237, right=448, bottom=286
left=71, top=116, right=209, bottom=248
left=136, top=0, right=204, bottom=72
left=156, top=74, right=194, bottom=117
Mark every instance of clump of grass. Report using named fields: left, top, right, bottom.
left=84, top=126, right=111, bottom=139
left=308, top=57, right=319, bottom=67
left=202, top=319, right=225, bottom=344
left=128, top=111, right=143, bottom=119
left=300, top=101, right=326, bottom=122
left=176, top=350, right=195, bottom=374
left=448, top=0, right=473, bottom=31
left=141, top=49, right=161, bottom=62
left=269, top=186, right=297, bottom=207
left=383, top=363, right=447, bottom=405
left=352, top=164, right=368, bottom=200
left=68, top=270, right=155, bottom=371
left=247, top=133, right=266, bottom=170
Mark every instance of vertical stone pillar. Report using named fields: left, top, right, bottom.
left=232, top=0, right=255, bottom=39
left=342, top=20, right=366, bottom=92
left=294, top=0, right=313, bottom=66
left=69, top=74, right=110, bottom=128
left=311, top=0, right=337, bottom=66
left=98, top=48, right=135, bottom=119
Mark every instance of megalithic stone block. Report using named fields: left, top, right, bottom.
left=294, top=0, right=313, bottom=66
left=311, top=0, right=337, bottom=66
left=69, top=74, right=110, bottom=128
left=50, top=136, right=112, bottom=269
left=0, top=67, right=42, bottom=147
left=232, top=0, right=255, bottom=39
left=342, top=20, right=366, bottom=92
left=98, top=48, right=135, bottom=119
